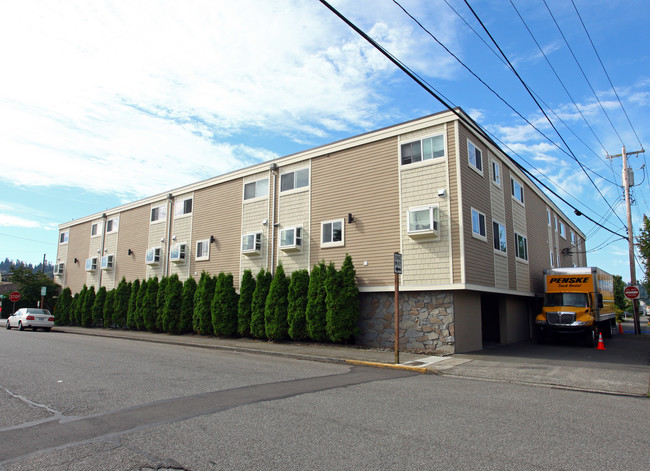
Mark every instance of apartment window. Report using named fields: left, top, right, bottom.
left=493, top=221, right=506, bottom=253
left=471, top=208, right=486, bottom=240
left=401, top=135, right=445, bottom=165
left=515, top=233, right=528, bottom=261
left=151, top=204, right=167, bottom=223
left=280, top=168, right=309, bottom=192
left=175, top=198, right=193, bottom=217
left=100, top=254, right=114, bottom=270
left=511, top=177, right=524, bottom=204
left=242, top=232, right=262, bottom=254
left=59, top=231, right=69, bottom=244
left=321, top=219, right=344, bottom=247
left=146, top=247, right=161, bottom=265
left=547, top=208, right=551, bottom=227
left=468, top=140, right=483, bottom=173
left=170, top=243, right=187, bottom=263
left=491, top=160, right=501, bottom=186
left=554, top=215, right=558, bottom=232
left=244, top=178, right=269, bottom=200
left=195, top=239, right=210, bottom=261
left=85, top=257, right=98, bottom=272
left=106, top=218, right=119, bottom=233
left=559, top=222, right=566, bottom=238
left=550, top=250, right=554, bottom=267
left=90, top=222, right=102, bottom=237
left=53, top=263, right=64, bottom=275
left=280, top=226, right=303, bottom=251
left=407, top=206, right=439, bottom=237
left=571, top=231, right=576, bottom=245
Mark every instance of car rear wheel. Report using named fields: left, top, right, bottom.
left=18, top=321, right=24, bottom=331
left=5, top=321, right=10, bottom=330
left=32, top=327, right=38, bottom=331
left=43, top=327, right=51, bottom=332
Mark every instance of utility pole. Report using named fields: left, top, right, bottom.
left=608, top=146, right=644, bottom=335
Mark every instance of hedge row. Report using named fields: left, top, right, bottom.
left=53, top=255, right=360, bottom=343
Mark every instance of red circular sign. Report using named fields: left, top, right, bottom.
left=624, top=286, right=639, bottom=299
left=8, top=291, right=21, bottom=302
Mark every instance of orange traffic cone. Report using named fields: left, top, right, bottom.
left=618, top=323, right=624, bottom=335
left=596, top=332, right=606, bottom=350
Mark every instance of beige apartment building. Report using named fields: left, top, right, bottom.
left=55, top=108, right=586, bottom=353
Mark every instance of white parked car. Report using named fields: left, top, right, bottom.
left=6, top=308, right=54, bottom=331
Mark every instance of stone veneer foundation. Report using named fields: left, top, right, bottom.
left=358, top=291, right=455, bottom=354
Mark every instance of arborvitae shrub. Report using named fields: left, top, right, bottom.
left=142, top=276, right=159, bottom=331
left=135, top=278, right=148, bottom=330
left=113, top=278, right=131, bottom=328
left=306, top=261, right=328, bottom=342
left=193, top=272, right=216, bottom=335
left=250, top=269, right=272, bottom=339
left=75, top=285, right=88, bottom=326
left=81, top=286, right=95, bottom=327
left=70, top=293, right=81, bottom=326
left=179, top=276, right=197, bottom=334
left=126, top=279, right=140, bottom=329
left=92, top=287, right=106, bottom=327
left=237, top=269, right=255, bottom=337
left=265, top=264, right=289, bottom=341
left=325, top=255, right=360, bottom=343
left=211, top=273, right=238, bottom=337
left=288, top=269, right=310, bottom=340
left=55, top=287, right=72, bottom=326
left=162, top=274, right=183, bottom=333
left=155, top=276, right=169, bottom=331
left=102, top=290, right=115, bottom=327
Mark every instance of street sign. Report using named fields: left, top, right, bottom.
left=9, top=291, right=21, bottom=303
left=393, top=252, right=402, bottom=275
left=624, top=285, right=640, bottom=299
left=41, top=286, right=47, bottom=296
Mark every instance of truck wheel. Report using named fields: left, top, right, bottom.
left=536, top=330, right=547, bottom=344
left=584, top=326, right=597, bottom=348
left=601, top=320, right=615, bottom=339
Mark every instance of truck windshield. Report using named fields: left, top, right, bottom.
left=544, top=293, right=588, bottom=307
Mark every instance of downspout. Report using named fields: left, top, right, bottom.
left=98, top=213, right=107, bottom=289
left=164, top=193, right=173, bottom=278
left=269, top=163, right=278, bottom=275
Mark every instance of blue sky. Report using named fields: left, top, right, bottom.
left=0, top=0, right=648, bottom=282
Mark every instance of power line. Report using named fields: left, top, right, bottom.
left=0, top=231, right=57, bottom=246
left=317, top=0, right=628, bottom=243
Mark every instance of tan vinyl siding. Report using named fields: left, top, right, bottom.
left=525, top=186, right=549, bottom=293
left=146, top=200, right=169, bottom=280
left=241, top=177, right=271, bottom=277
left=101, top=227, right=119, bottom=291
left=501, top=166, right=517, bottom=291
left=277, top=162, right=311, bottom=275
left=448, top=123, right=461, bottom=283
left=490, top=152, right=508, bottom=289
left=458, top=123, right=494, bottom=287
left=311, top=137, right=399, bottom=286
left=64, top=222, right=91, bottom=294
left=115, top=205, right=149, bottom=283
left=192, top=179, right=242, bottom=286
left=169, top=192, right=193, bottom=281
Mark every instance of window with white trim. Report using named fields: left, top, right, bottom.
left=195, top=239, right=210, bottom=261
left=280, top=226, right=303, bottom=251
left=493, top=221, right=506, bottom=253
left=407, top=206, right=439, bottom=237
left=242, top=232, right=262, bottom=254
left=146, top=247, right=161, bottom=265
left=321, top=219, right=344, bottom=247
left=91, top=222, right=102, bottom=237
left=175, top=198, right=193, bottom=217
left=471, top=208, right=486, bottom=240
left=511, top=177, right=524, bottom=204
left=401, top=135, right=445, bottom=165
left=550, top=250, right=554, bottom=267
left=491, top=160, right=501, bottom=186
left=571, top=231, right=576, bottom=245
left=59, top=231, right=69, bottom=244
left=85, top=257, right=98, bottom=272
left=244, top=178, right=269, bottom=200
left=468, top=140, right=483, bottom=173
left=100, top=254, right=114, bottom=270
left=515, top=233, right=528, bottom=261
left=106, top=218, right=119, bottom=233
left=547, top=208, right=551, bottom=227
left=53, top=262, right=64, bottom=275
left=280, top=168, right=309, bottom=192
left=559, top=222, right=566, bottom=238
left=170, top=243, right=187, bottom=263
left=151, top=204, right=167, bottom=223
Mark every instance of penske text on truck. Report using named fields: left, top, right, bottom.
left=536, top=267, right=616, bottom=347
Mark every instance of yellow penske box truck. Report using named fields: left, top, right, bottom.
left=536, top=267, right=616, bottom=347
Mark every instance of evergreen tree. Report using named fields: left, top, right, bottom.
left=193, top=272, right=209, bottom=334
left=135, top=278, right=148, bottom=330
left=325, top=255, right=360, bottom=343
left=70, top=293, right=80, bottom=326
left=103, top=289, right=115, bottom=328
left=142, top=276, right=159, bottom=331
left=112, top=278, right=131, bottom=328
left=54, top=287, right=72, bottom=326
left=75, top=285, right=88, bottom=326
left=92, top=286, right=107, bottom=327
left=126, top=279, right=141, bottom=329
left=155, top=276, right=169, bottom=331
left=162, top=274, right=183, bottom=333
left=287, top=269, right=310, bottom=340
left=179, top=276, right=197, bottom=334
left=637, top=214, right=650, bottom=290
left=81, top=285, right=95, bottom=327
left=306, top=261, right=328, bottom=341
left=193, top=273, right=216, bottom=335
left=265, top=264, right=289, bottom=341
left=211, top=273, right=239, bottom=336
left=237, top=269, right=256, bottom=337
left=250, top=269, right=272, bottom=339
left=613, top=275, right=628, bottom=312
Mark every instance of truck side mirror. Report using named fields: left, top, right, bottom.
left=597, top=293, right=603, bottom=309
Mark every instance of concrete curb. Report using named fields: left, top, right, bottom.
left=344, top=359, right=430, bottom=374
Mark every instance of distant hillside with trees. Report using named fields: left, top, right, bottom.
left=0, top=258, right=54, bottom=278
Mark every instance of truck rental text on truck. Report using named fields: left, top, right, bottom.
left=535, top=267, right=616, bottom=347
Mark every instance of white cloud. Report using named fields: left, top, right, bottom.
left=0, top=213, right=57, bottom=230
